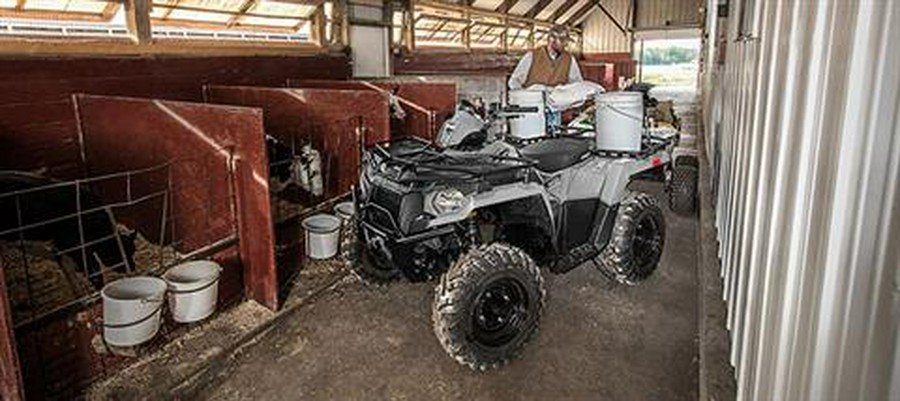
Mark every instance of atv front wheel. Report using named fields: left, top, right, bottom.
left=349, top=236, right=400, bottom=285
left=598, top=192, right=666, bottom=285
left=667, top=156, right=699, bottom=215
left=432, top=243, right=545, bottom=371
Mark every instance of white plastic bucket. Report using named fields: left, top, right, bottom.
left=302, top=214, right=341, bottom=259
left=102, top=277, right=166, bottom=347
left=334, top=202, right=355, bottom=225
left=163, top=261, right=221, bottom=323
left=508, top=90, right=546, bottom=139
left=595, top=91, right=644, bottom=152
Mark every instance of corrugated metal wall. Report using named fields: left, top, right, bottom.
left=635, top=0, right=702, bottom=30
left=581, top=0, right=631, bottom=53
left=705, top=0, right=900, bottom=399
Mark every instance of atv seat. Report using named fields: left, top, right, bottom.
left=519, top=137, right=592, bottom=172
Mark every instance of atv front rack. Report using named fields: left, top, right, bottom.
left=371, top=138, right=536, bottom=185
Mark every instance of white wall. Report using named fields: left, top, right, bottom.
left=581, top=0, right=631, bottom=53
left=704, top=0, right=900, bottom=399
left=635, top=0, right=702, bottom=30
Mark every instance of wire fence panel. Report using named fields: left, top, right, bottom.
left=0, top=153, right=237, bottom=329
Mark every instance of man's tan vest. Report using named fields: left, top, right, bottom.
left=523, top=48, right=572, bottom=88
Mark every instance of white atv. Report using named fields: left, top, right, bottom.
left=351, top=88, right=699, bottom=368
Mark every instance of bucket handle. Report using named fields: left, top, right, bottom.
left=102, top=302, right=164, bottom=329
left=167, top=277, right=220, bottom=295
left=141, top=296, right=164, bottom=304
left=598, top=103, right=643, bottom=122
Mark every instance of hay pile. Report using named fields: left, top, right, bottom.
left=0, top=226, right=183, bottom=325
left=107, top=226, right=182, bottom=282
left=0, top=240, right=93, bottom=324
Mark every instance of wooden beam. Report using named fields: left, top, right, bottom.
left=549, top=0, right=579, bottom=23
left=596, top=0, right=626, bottom=34
left=152, top=3, right=312, bottom=20
left=101, top=2, right=121, bottom=20
left=262, top=0, right=326, bottom=4
left=417, top=0, right=568, bottom=29
left=494, top=0, right=517, bottom=14
left=152, top=19, right=304, bottom=33
left=0, top=9, right=108, bottom=22
left=524, top=0, right=553, bottom=19
left=125, top=0, right=152, bottom=45
left=227, top=0, right=259, bottom=28
left=562, top=0, right=594, bottom=25
left=160, top=0, right=179, bottom=19
left=14, top=0, right=24, bottom=11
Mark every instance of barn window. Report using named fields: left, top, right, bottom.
left=0, top=0, right=128, bottom=39
left=0, top=0, right=324, bottom=50
left=150, top=0, right=317, bottom=44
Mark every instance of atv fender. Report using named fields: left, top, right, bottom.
left=424, top=182, right=555, bottom=230
left=599, top=150, right=671, bottom=205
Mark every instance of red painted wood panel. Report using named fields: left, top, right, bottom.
left=0, top=56, right=349, bottom=82
left=75, top=95, right=275, bottom=310
left=372, top=82, right=457, bottom=117
left=206, top=85, right=390, bottom=196
left=393, top=51, right=521, bottom=75
left=281, top=79, right=371, bottom=91
left=582, top=52, right=636, bottom=88
left=581, top=63, right=617, bottom=91
left=285, top=79, right=457, bottom=142
left=372, top=82, right=456, bottom=141
left=0, top=55, right=350, bottom=179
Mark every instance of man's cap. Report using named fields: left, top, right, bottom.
left=549, top=26, right=570, bottom=40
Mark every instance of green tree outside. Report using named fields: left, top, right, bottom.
left=642, top=47, right=698, bottom=65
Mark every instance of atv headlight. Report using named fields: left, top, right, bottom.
left=430, top=188, right=468, bottom=214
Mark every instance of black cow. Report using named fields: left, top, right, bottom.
left=0, top=171, right=136, bottom=290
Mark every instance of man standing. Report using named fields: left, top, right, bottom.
left=508, top=26, right=583, bottom=90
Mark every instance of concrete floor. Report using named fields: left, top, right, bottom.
left=196, top=180, right=700, bottom=401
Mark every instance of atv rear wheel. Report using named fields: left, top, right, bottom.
left=349, top=237, right=400, bottom=285
left=667, top=156, right=699, bottom=215
left=598, top=192, right=666, bottom=285
left=432, top=243, right=545, bottom=371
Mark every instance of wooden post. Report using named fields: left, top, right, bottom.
left=334, top=0, right=350, bottom=48
left=501, top=16, right=508, bottom=53
left=405, top=0, right=416, bottom=52
left=462, top=8, right=470, bottom=49
left=527, top=23, right=535, bottom=49
left=124, top=0, right=152, bottom=45
left=0, top=267, right=23, bottom=401
left=312, top=4, right=327, bottom=47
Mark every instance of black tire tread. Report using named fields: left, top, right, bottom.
left=432, top=243, right=545, bottom=371
left=668, top=161, right=698, bottom=215
left=349, top=240, right=400, bottom=286
left=597, top=192, right=666, bottom=285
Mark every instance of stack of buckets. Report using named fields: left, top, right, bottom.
left=101, top=260, right=222, bottom=348
left=300, top=202, right=354, bottom=261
